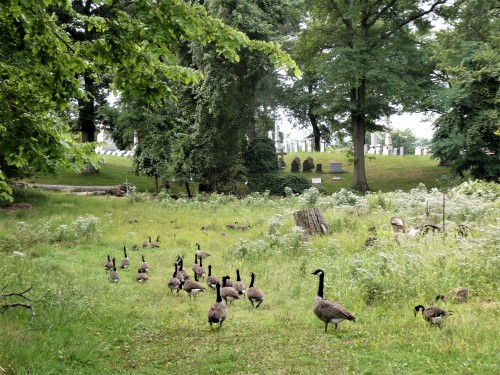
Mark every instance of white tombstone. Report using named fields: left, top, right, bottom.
left=312, top=178, right=322, bottom=185
left=415, top=146, right=422, bottom=155
left=400, top=146, right=404, bottom=156
left=268, top=130, right=273, bottom=140
left=364, top=144, right=369, bottom=155
left=320, top=142, right=325, bottom=152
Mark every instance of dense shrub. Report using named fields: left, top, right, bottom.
left=248, top=173, right=312, bottom=195
left=243, top=136, right=279, bottom=175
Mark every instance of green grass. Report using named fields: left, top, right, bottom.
left=23, top=151, right=461, bottom=195
left=1, top=184, right=499, bottom=374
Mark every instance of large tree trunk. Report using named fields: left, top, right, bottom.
left=308, top=107, right=321, bottom=152
left=351, top=80, right=369, bottom=192
left=78, top=74, right=98, bottom=174
left=293, top=208, right=329, bottom=236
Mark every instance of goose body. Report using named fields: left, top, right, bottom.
left=195, top=256, right=206, bottom=280
left=176, top=257, right=189, bottom=281
left=247, top=272, right=264, bottom=308
left=206, top=265, right=220, bottom=290
left=136, top=268, right=149, bottom=282
left=120, top=246, right=130, bottom=269
left=221, top=276, right=240, bottom=306
left=312, top=269, right=355, bottom=332
left=208, top=283, right=228, bottom=328
left=183, top=273, right=205, bottom=299
left=233, top=269, right=246, bottom=296
left=150, top=236, right=160, bottom=248
left=167, top=263, right=182, bottom=294
left=450, top=287, right=469, bottom=303
left=140, top=254, right=150, bottom=273
left=195, top=243, right=211, bottom=259
left=109, top=266, right=119, bottom=283
left=226, top=222, right=238, bottom=229
left=104, top=254, right=113, bottom=272
left=142, top=237, right=151, bottom=248
left=414, top=304, right=450, bottom=326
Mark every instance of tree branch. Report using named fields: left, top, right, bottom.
left=366, top=0, right=398, bottom=28
left=0, top=303, right=35, bottom=319
left=1, top=286, right=33, bottom=301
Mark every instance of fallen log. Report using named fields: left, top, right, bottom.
left=17, top=183, right=129, bottom=197
left=293, top=208, right=329, bottom=236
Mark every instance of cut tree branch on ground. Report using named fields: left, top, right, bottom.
left=13, top=182, right=129, bottom=196
left=1, top=286, right=35, bottom=319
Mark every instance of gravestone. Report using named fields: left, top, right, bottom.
left=316, top=163, right=323, bottom=173
left=303, top=158, right=312, bottom=172
left=329, top=162, right=343, bottom=173
left=291, top=157, right=301, bottom=173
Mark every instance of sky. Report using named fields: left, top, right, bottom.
left=280, top=112, right=436, bottom=143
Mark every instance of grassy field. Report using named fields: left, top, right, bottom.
left=1, top=180, right=499, bottom=374
left=24, top=151, right=461, bottom=195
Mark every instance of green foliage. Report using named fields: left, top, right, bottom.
left=0, top=0, right=299, bottom=202
left=244, top=136, right=279, bottom=175
left=430, top=0, right=499, bottom=181
left=248, top=172, right=312, bottom=195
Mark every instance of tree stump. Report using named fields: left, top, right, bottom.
left=293, top=208, right=329, bottom=236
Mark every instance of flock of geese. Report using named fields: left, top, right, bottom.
left=103, top=240, right=264, bottom=329
left=103, top=216, right=469, bottom=332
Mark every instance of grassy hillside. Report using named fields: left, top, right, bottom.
left=23, top=152, right=461, bottom=195
left=1, top=182, right=499, bottom=374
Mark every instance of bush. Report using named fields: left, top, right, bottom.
left=244, top=136, right=279, bottom=174
left=247, top=173, right=312, bottom=195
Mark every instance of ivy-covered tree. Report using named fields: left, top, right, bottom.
left=430, top=0, right=499, bottom=181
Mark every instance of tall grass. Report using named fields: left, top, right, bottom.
left=0, top=181, right=499, bottom=374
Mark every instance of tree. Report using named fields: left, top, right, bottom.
left=187, top=0, right=301, bottom=193
left=390, top=128, right=419, bottom=155
left=0, top=0, right=299, bottom=202
left=294, top=0, right=449, bottom=191
left=430, top=0, right=499, bottom=181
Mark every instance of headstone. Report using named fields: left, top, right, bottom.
left=364, top=144, right=369, bottom=155
left=291, top=157, right=301, bottom=173
left=400, top=146, right=404, bottom=156
left=415, top=146, right=422, bottom=155
left=316, top=163, right=323, bottom=173
left=303, top=158, right=313, bottom=172
left=320, top=142, right=325, bottom=152
left=312, top=178, right=322, bottom=184
left=329, top=162, right=343, bottom=173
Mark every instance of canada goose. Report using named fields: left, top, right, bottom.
left=414, top=302, right=451, bottom=327
left=220, top=276, right=240, bottom=306
left=311, top=269, right=356, bottom=332
left=120, top=246, right=130, bottom=269
left=224, top=276, right=234, bottom=288
left=226, top=222, right=238, bottom=229
left=109, top=266, right=119, bottom=283
left=195, top=256, right=206, bottom=280
left=201, top=225, right=210, bottom=231
left=142, top=237, right=151, bottom=248
left=136, top=268, right=149, bottom=282
left=127, top=219, right=138, bottom=224
left=167, top=263, right=182, bottom=294
left=150, top=236, right=160, bottom=248
left=208, top=283, right=228, bottom=329
left=132, top=244, right=139, bottom=250
left=364, top=226, right=377, bottom=247
left=410, top=222, right=442, bottom=237
left=206, top=265, right=220, bottom=290
left=238, top=224, right=251, bottom=230
left=177, top=256, right=189, bottom=281
left=450, top=287, right=469, bottom=303
left=140, top=254, right=150, bottom=273
left=183, top=272, right=205, bottom=299
left=192, top=253, right=199, bottom=272
left=456, top=224, right=471, bottom=237
left=104, top=255, right=113, bottom=272
left=195, top=243, right=211, bottom=258
left=233, top=269, right=246, bottom=296
left=247, top=272, right=264, bottom=308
